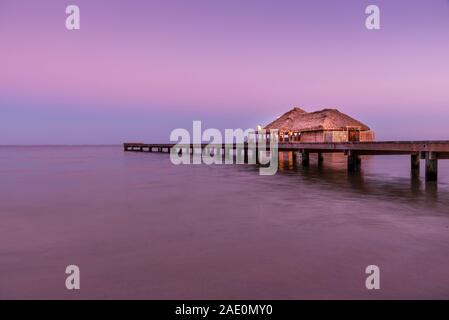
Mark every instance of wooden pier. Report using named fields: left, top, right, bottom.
left=123, top=141, right=449, bottom=182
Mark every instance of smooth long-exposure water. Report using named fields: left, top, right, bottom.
left=1, top=146, right=449, bottom=299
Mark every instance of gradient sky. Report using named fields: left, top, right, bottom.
left=1, top=0, right=449, bottom=144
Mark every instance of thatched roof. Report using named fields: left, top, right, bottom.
left=264, top=107, right=370, bottom=132
left=263, top=107, right=307, bottom=132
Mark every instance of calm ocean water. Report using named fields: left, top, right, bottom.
left=1, top=146, right=449, bottom=299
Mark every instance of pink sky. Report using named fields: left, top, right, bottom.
left=1, top=0, right=449, bottom=144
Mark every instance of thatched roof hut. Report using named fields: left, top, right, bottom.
left=265, top=108, right=370, bottom=132
left=263, top=107, right=374, bottom=142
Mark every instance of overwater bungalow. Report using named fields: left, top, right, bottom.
left=263, top=107, right=375, bottom=143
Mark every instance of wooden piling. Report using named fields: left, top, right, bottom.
left=255, top=146, right=260, bottom=165
left=318, top=152, right=324, bottom=166
left=425, top=152, right=438, bottom=181
left=243, top=146, right=249, bottom=164
left=347, top=151, right=361, bottom=172
left=411, top=153, right=420, bottom=177
left=301, top=150, right=310, bottom=167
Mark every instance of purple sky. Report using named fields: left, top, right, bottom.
left=1, top=0, right=449, bottom=144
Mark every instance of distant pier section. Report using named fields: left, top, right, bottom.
left=123, top=140, right=449, bottom=182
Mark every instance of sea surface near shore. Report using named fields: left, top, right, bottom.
left=1, top=146, right=449, bottom=299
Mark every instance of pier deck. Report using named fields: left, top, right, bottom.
left=123, top=141, right=449, bottom=181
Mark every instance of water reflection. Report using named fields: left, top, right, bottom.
left=275, top=152, right=443, bottom=205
